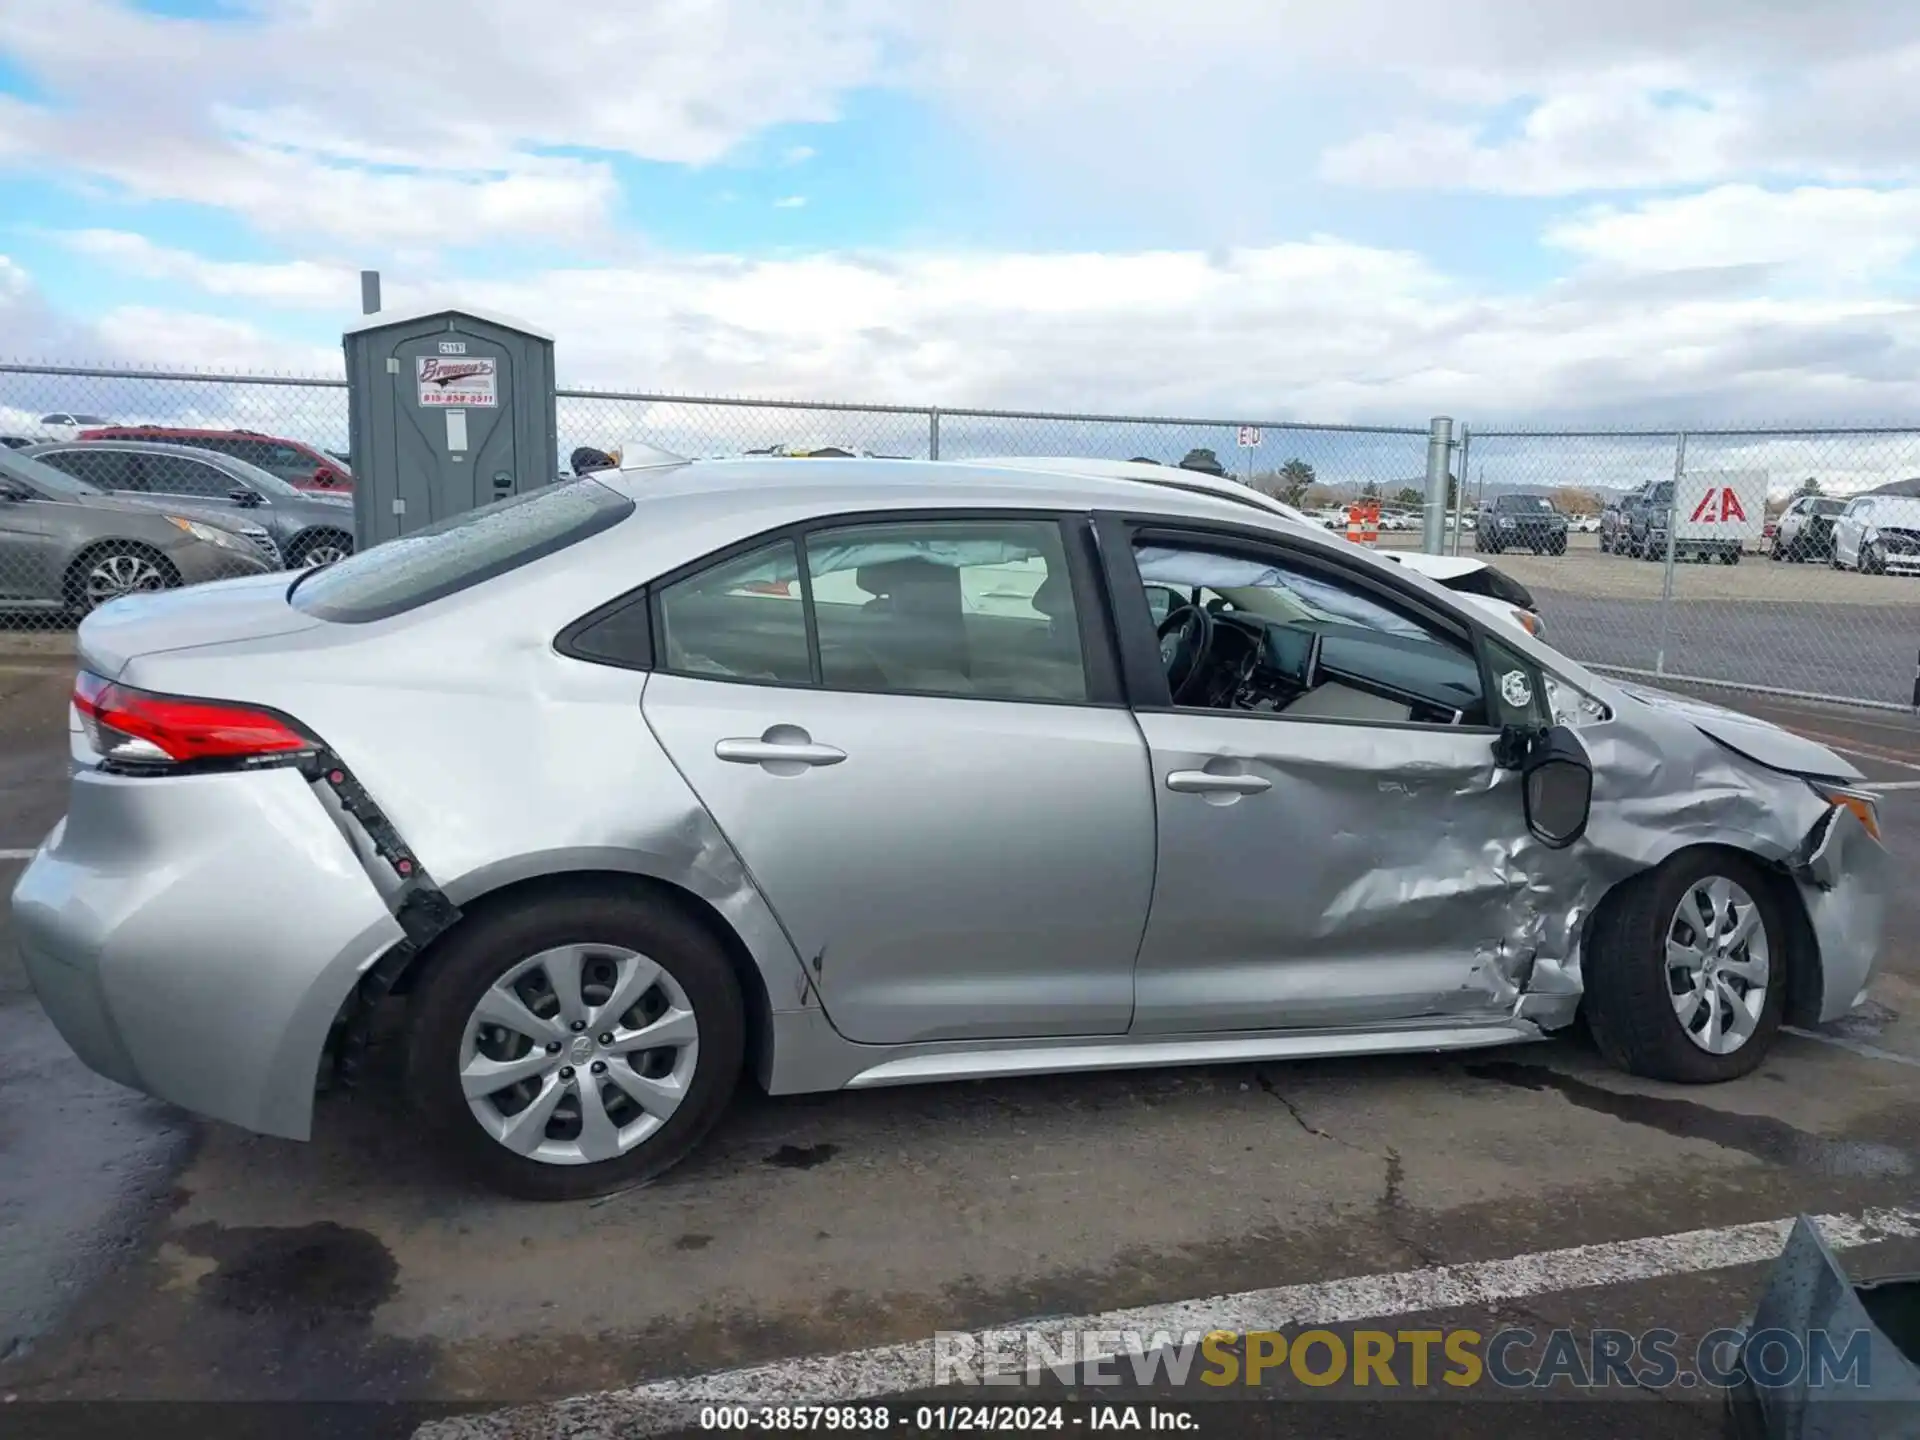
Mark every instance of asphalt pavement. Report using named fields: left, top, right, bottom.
left=2, top=661, right=1918, bottom=1439
left=1539, top=590, right=1920, bottom=708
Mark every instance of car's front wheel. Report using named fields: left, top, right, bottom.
left=1584, top=852, right=1786, bottom=1083
left=405, top=888, right=744, bottom=1199
left=288, top=529, right=354, bottom=569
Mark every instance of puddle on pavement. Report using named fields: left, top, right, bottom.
left=1465, top=1061, right=1914, bottom=1178
left=764, top=1143, right=839, bottom=1170
left=198, top=1221, right=399, bottom=1321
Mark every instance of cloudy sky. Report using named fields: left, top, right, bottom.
left=5, top=0, right=1920, bottom=427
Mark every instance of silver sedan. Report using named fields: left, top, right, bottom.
left=12, top=457, right=1888, bottom=1199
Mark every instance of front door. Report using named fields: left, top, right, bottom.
left=1101, top=519, right=1551, bottom=1035
left=641, top=513, right=1156, bottom=1045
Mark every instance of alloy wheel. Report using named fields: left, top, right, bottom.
left=459, top=944, right=700, bottom=1166
left=1665, top=876, right=1770, bottom=1055
left=84, top=552, right=167, bottom=608
left=299, top=541, right=351, bottom=568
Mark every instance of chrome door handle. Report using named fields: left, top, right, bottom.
left=715, top=737, right=847, bottom=767
left=1165, top=770, right=1270, bottom=795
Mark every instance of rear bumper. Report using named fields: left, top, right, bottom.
left=1793, top=805, right=1889, bottom=1023
left=10, top=764, right=405, bottom=1139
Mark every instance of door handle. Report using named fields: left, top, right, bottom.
left=715, top=737, right=847, bottom=767
left=1165, top=770, right=1270, bottom=795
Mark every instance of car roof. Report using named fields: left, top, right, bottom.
left=25, top=438, right=288, bottom=488
left=596, top=454, right=1330, bottom=538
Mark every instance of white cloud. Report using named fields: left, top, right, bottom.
left=784, top=146, right=818, bottom=165
left=43, top=233, right=1920, bottom=427
left=773, top=196, right=808, bottom=209
left=0, top=0, right=886, bottom=249
left=1546, top=186, right=1920, bottom=279
left=58, top=231, right=358, bottom=306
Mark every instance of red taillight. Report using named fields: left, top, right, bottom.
left=73, top=671, right=315, bottom=767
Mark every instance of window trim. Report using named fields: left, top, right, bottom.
left=1092, top=510, right=1502, bottom=734
left=619, top=507, right=1124, bottom=708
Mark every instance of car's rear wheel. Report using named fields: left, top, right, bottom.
left=405, top=889, right=744, bottom=1200
left=287, top=529, right=354, bottom=569
left=62, top=542, right=179, bottom=615
left=1547, top=534, right=1567, bottom=556
left=1863, top=541, right=1887, bottom=575
left=1584, top=852, right=1786, bottom=1083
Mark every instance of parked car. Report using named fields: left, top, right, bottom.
left=25, top=441, right=357, bottom=569
left=77, top=426, right=351, bottom=492
left=1571, top=514, right=1601, bottom=534
left=1, top=435, right=35, bottom=450
left=1831, top=494, right=1920, bottom=575
left=1600, top=488, right=1652, bottom=554
left=1770, top=495, right=1846, bottom=563
left=1475, top=493, right=1568, bottom=555
left=37, top=413, right=112, bottom=442
left=0, top=446, right=272, bottom=615
left=12, top=456, right=1887, bottom=1198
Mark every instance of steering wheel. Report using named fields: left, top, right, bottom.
left=1156, top=602, right=1216, bottom=704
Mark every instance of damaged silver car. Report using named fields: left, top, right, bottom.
left=11, top=456, right=1888, bottom=1199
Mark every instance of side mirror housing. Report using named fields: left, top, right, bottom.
left=1516, top=725, right=1593, bottom=848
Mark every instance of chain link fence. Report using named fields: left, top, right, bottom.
left=5, top=361, right=1919, bottom=711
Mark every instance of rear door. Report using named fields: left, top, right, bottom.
left=1096, top=515, right=1552, bottom=1035
left=640, top=511, right=1157, bottom=1045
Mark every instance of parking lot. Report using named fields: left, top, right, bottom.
left=3, top=648, right=1920, bottom=1436
left=1375, top=532, right=1920, bottom=706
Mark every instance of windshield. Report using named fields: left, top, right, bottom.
left=1811, top=499, right=1844, bottom=516
left=0, top=445, right=102, bottom=498
left=1502, top=496, right=1556, bottom=512
left=1134, top=546, right=1434, bottom=640
left=213, top=455, right=303, bottom=498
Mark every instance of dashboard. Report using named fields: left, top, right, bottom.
left=1197, top=608, right=1488, bottom=726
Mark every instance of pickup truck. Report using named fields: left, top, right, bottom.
left=1616, top=480, right=1743, bottom=564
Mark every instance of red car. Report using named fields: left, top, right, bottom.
left=77, top=427, right=351, bottom=492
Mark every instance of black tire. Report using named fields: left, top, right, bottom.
left=1864, top=542, right=1886, bottom=576
left=286, top=529, right=355, bottom=570
left=1722, top=549, right=1741, bottom=566
left=405, top=888, right=745, bottom=1200
left=1583, top=851, right=1787, bottom=1083
left=1598, top=532, right=1612, bottom=554
left=61, top=541, right=180, bottom=616
left=1547, top=535, right=1567, bottom=556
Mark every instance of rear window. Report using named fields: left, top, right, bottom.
left=290, top=478, right=633, bottom=623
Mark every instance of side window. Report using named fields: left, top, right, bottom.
left=804, top=518, right=1085, bottom=702
left=655, top=540, right=812, bottom=686
left=36, top=448, right=134, bottom=491
left=135, top=454, right=231, bottom=497
left=1132, top=538, right=1485, bottom=726
left=263, top=443, right=310, bottom=474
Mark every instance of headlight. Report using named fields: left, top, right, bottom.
left=1810, top=782, right=1881, bottom=841
left=165, top=516, right=243, bottom=551
left=1498, top=517, right=1516, bottom=527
